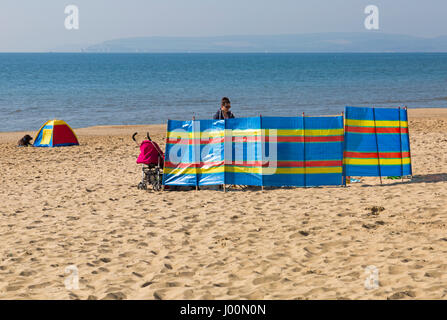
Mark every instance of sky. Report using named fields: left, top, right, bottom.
left=1, top=0, right=446, bottom=52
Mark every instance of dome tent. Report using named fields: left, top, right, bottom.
left=33, top=119, right=79, bottom=147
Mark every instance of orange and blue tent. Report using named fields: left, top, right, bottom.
left=33, top=120, right=79, bottom=147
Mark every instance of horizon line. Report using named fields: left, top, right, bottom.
left=2, top=31, right=447, bottom=53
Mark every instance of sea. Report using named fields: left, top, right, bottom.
left=0, top=53, right=446, bottom=132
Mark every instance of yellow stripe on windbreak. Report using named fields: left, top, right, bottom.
left=226, top=166, right=342, bottom=174
left=164, top=166, right=225, bottom=175
left=167, top=128, right=343, bottom=139
left=227, top=129, right=261, bottom=137
left=167, top=129, right=259, bottom=139
left=344, top=158, right=411, bottom=166
left=164, top=166, right=342, bottom=175
left=345, top=119, right=408, bottom=128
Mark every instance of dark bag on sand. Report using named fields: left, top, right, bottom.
left=17, top=135, right=33, bottom=147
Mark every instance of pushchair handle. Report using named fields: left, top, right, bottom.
left=132, top=132, right=153, bottom=144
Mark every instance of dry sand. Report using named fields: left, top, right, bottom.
left=1, top=108, right=447, bottom=300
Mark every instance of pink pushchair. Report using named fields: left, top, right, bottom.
left=132, top=132, right=164, bottom=191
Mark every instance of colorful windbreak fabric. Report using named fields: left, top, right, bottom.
left=344, top=107, right=412, bottom=177
left=224, top=117, right=263, bottom=186
left=163, top=116, right=344, bottom=187
left=261, top=116, right=344, bottom=186
left=163, top=119, right=225, bottom=186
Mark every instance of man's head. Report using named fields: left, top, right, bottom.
left=221, top=97, right=231, bottom=112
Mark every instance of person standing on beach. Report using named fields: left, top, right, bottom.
left=213, top=97, right=235, bottom=119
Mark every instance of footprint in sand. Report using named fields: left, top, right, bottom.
left=388, top=265, right=406, bottom=275
left=6, top=284, right=23, bottom=292
left=176, top=271, right=195, bottom=277
left=19, top=270, right=37, bottom=277
left=141, top=281, right=153, bottom=288
left=92, top=267, right=109, bottom=274
left=252, top=274, right=281, bottom=285
left=424, top=271, right=442, bottom=278
left=28, top=282, right=52, bottom=289
left=163, top=281, right=182, bottom=288
left=102, top=292, right=126, bottom=300
left=388, top=291, right=416, bottom=299
left=153, top=291, right=164, bottom=300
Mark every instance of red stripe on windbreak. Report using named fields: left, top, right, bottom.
left=165, top=160, right=342, bottom=168
left=164, top=161, right=224, bottom=168
left=266, top=136, right=344, bottom=143
left=166, top=137, right=224, bottom=145
left=274, top=160, right=342, bottom=167
left=346, top=126, right=409, bottom=134
left=166, top=136, right=262, bottom=144
left=304, top=136, right=344, bottom=143
left=229, top=160, right=342, bottom=167
left=344, top=151, right=411, bottom=159
left=232, top=136, right=261, bottom=143
left=234, top=136, right=344, bottom=143
left=302, top=160, right=342, bottom=167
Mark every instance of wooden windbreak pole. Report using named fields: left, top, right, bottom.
left=372, top=107, right=383, bottom=184
left=302, top=112, right=307, bottom=188
left=404, top=106, right=413, bottom=179
left=398, top=107, right=404, bottom=182
left=223, top=118, right=226, bottom=196
left=162, top=119, right=169, bottom=191
left=222, top=117, right=226, bottom=193
left=192, top=116, right=199, bottom=191
left=341, top=111, right=346, bottom=187
left=260, top=114, right=264, bottom=192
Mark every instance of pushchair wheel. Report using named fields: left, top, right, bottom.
left=147, top=171, right=162, bottom=191
left=153, top=182, right=162, bottom=192
left=137, top=182, right=147, bottom=190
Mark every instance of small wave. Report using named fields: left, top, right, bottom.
left=431, top=97, right=447, bottom=101
left=371, top=97, right=447, bottom=105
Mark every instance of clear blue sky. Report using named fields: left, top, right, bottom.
left=1, top=0, right=446, bottom=51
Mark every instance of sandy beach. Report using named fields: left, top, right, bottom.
left=1, top=108, right=447, bottom=300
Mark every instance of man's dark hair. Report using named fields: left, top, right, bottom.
left=221, top=97, right=230, bottom=106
